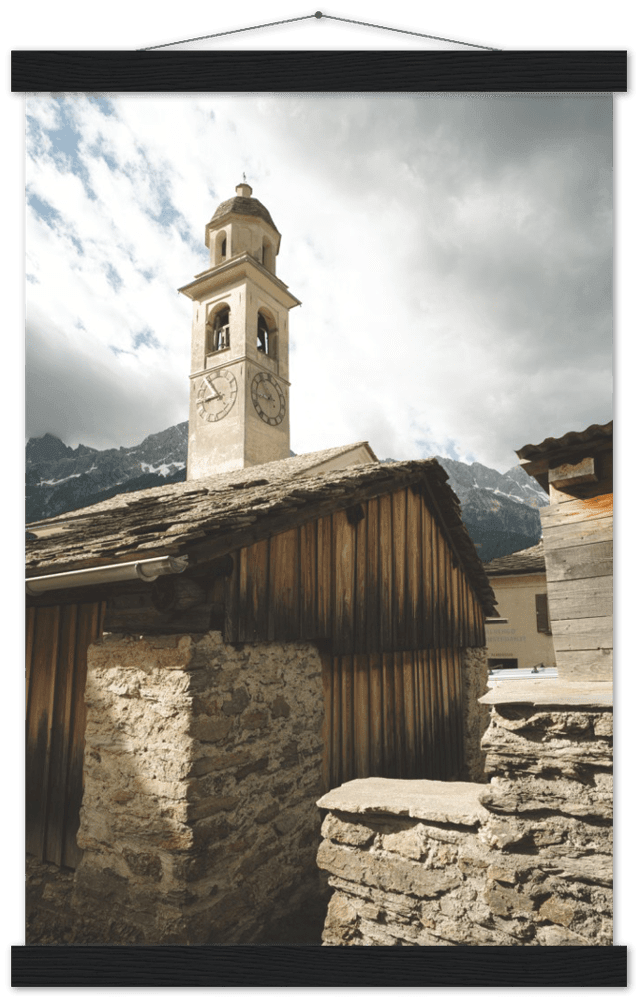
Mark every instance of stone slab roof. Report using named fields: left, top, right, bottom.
left=479, top=679, right=613, bottom=708
left=516, top=421, right=612, bottom=463
left=484, top=541, right=545, bottom=576
left=316, top=777, right=490, bottom=826
left=26, top=448, right=497, bottom=615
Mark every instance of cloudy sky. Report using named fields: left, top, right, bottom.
left=25, top=93, right=612, bottom=472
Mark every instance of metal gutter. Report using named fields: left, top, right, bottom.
left=26, top=554, right=189, bottom=596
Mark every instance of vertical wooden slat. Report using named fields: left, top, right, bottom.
left=429, top=516, right=441, bottom=648
left=45, top=603, right=78, bottom=866
left=333, top=511, right=356, bottom=654
left=25, top=606, right=36, bottom=716
left=316, top=515, right=332, bottom=641
left=419, top=649, right=430, bottom=776
left=300, top=521, right=317, bottom=639
left=63, top=601, right=103, bottom=869
left=393, top=652, right=405, bottom=778
left=403, top=650, right=416, bottom=777
left=320, top=650, right=333, bottom=793
left=238, top=538, right=269, bottom=641
left=421, top=503, right=434, bottom=648
left=465, top=576, right=474, bottom=648
left=379, top=494, right=393, bottom=650
left=391, top=490, right=407, bottom=649
left=366, top=498, right=381, bottom=655
left=476, top=591, right=486, bottom=647
left=439, top=648, right=453, bottom=777
left=415, top=649, right=426, bottom=776
left=460, top=576, right=470, bottom=647
left=451, top=563, right=462, bottom=649
left=224, top=551, right=240, bottom=643
left=369, top=652, right=383, bottom=776
left=438, top=530, right=449, bottom=648
left=452, top=648, right=464, bottom=775
left=353, top=654, right=370, bottom=778
left=268, top=527, right=299, bottom=640
left=237, top=547, right=249, bottom=640
left=382, top=652, right=396, bottom=776
left=406, top=489, right=422, bottom=649
left=431, top=649, right=444, bottom=780
left=26, top=605, right=60, bottom=859
left=353, top=513, right=368, bottom=652
left=341, top=655, right=354, bottom=783
left=331, top=654, right=342, bottom=790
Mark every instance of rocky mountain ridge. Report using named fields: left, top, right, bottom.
left=25, top=425, right=547, bottom=561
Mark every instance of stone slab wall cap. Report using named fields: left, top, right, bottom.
left=316, top=777, right=489, bottom=826
left=479, top=679, right=613, bottom=707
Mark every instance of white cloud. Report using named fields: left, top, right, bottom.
left=25, top=93, right=612, bottom=470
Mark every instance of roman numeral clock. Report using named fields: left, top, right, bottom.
left=179, top=182, right=301, bottom=479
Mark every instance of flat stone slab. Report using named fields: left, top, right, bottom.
left=479, top=679, right=613, bottom=708
left=317, top=777, right=489, bottom=826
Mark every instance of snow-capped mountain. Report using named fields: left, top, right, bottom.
left=26, top=423, right=188, bottom=524
left=433, top=455, right=547, bottom=562
left=26, top=426, right=548, bottom=562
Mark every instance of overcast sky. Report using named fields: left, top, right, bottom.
left=25, top=93, right=612, bottom=472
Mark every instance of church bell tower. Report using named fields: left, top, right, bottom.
left=179, top=183, right=300, bottom=479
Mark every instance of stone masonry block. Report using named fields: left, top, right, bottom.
left=317, top=841, right=461, bottom=899
left=320, top=814, right=376, bottom=848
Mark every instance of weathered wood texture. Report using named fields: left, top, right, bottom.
left=544, top=540, right=612, bottom=583
left=541, top=513, right=612, bottom=550
left=226, top=486, right=486, bottom=654
left=540, top=492, right=613, bottom=530
left=552, top=615, right=613, bottom=650
left=548, top=451, right=613, bottom=506
left=26, top=601, right=104, bottom=869
left=540, top=461, right=612, bottom=678
left=322, top=647, right=464, bottom=789
left=547, top=576, right=612, bottom=622
left=553, top=648, right=613, bottom=679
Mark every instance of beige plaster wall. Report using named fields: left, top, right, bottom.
left=486, top=574, right=556, bottom=669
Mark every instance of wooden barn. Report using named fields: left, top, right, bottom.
left=516, top=420, right=613, bottom=680
left=26, top=450, right=496, bottom=943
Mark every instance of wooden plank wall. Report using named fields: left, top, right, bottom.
left=26, top=601, right=104, bottom=869
left=321, top=648, right=464, bottom=790
left=226, top=485, right=486, bottom=654
left=541, top=452, right=613, bottom=679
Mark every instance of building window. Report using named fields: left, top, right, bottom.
left=535, top=593, right=551, bottom=634
left=488, top=658, right=519, bottom=670
left=208, top=307, right=230, bottom=353
left=262, top=239, right=275, bottom=272
left=216, top=232, right=227, bottom=265
left=257, top=313, right=270, bottom=354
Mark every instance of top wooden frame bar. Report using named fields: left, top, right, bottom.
left=8, top=43, right=635, bottom=99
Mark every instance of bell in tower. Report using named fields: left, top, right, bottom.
left=179, top=183, right=301, bottom=479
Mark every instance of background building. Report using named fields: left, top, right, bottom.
left=483, top=541, right=556, bottom=671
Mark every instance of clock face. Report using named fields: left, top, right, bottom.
left=251, top=372, right=286, bottom=425
left=196, top=370, right=237, bottom=422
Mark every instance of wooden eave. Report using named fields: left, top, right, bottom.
left=517, top=422, right=613, bottom=492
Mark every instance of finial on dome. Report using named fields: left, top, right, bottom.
left=236, top=178, right=252, bottom=197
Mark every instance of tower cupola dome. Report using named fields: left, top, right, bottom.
left=205, top=182, right=281, bottom=272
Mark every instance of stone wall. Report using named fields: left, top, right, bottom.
left=26, top=854, right=75, bottom=944
left=461, top=646, right=489, bottom=783
left=69, top=631, right=327, bottom=944
left=317, top=682, right=612, bottom=947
